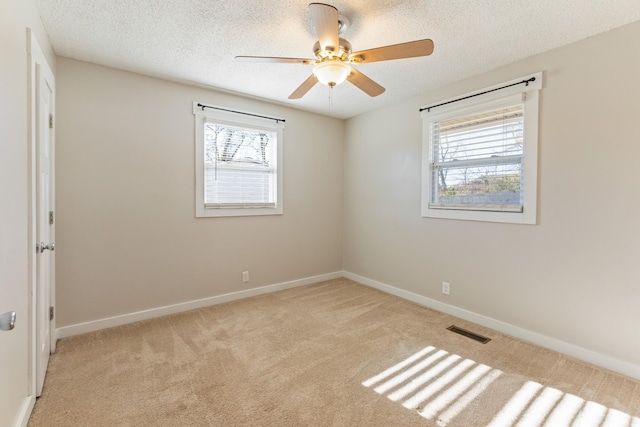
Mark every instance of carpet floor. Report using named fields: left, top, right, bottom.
left=29, top=279, right=640, bottom=426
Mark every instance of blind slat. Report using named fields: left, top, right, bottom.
left=438, top=114, right=523, bottom=134
left=433, top=154, right=522, bottom=169
left=429, top=203, right=523, bottom=213
left=205, top=202, right=277, bottom=209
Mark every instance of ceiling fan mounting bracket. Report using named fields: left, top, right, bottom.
left=337, top=14, right=350, bottom=34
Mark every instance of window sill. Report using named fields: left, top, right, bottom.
left=421, top=205, right=535, bottom=224
left=196, top=205, right=283, bottom=218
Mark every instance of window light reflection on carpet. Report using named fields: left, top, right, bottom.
left=362, top=346, right=640, bottom=426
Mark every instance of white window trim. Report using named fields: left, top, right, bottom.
left=421, top=72, right=542, bottom=224
left=193, top=102, right=284, bottom=217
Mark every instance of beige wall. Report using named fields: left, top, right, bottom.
left=344, top=22, right=640, bottom=367
left=55, top=58, right=344, bottom=326
left=0, top=0, right=55, bottom=423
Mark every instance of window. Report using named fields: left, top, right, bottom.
left=194, top=103, right=284, bottom=217
left=421, top=73, right=541, bottom=224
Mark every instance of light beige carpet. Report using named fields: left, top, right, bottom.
left=29, top=279, right=639, bottom=426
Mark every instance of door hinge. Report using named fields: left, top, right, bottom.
left=49, top=306, right=54, bottom=321
left=49, top=114, right=54, bottom=129
left=49, top=211, right=54, bottom=225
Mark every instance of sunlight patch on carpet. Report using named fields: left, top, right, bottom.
left=384, top=352, right=455, bottom=399
left=489, top=381, right=640, bottom=426
left=362, top=346, right=640, bottom=426
left=362, top=346, right=437, bottom=388
left=362, top=346, right=502, bottom=425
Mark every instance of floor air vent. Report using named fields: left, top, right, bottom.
left=447, top=325, right=491, bottom=344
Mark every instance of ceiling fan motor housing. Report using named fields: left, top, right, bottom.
left=313, top=38, right=352, bottom=61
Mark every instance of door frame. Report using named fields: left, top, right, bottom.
left=27, top=27, right=56, bottom=405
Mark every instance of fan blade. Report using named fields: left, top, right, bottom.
left=236, top=56, right=315, bottom=64
left=349, top=39, right=434, bottom=63
left=309, top=3, right=340, bottom=54
left=346, top=68, right=385, bottom=97
left=288, top=74, right=319, bottom=99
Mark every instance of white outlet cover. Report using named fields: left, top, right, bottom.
left=442, top=282, right=450, bottom=295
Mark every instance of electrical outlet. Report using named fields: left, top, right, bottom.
left=442, top=281, right=450, bottom=295
left=242, top=271, right=250, bottom=283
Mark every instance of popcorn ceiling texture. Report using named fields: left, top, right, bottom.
left=35, top=0, right=640, bottom=118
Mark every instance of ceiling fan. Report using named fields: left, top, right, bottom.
left=235, top=2, right=434, bottom=99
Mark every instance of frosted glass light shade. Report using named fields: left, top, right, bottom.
left=313, top=60, right=351, bottom=86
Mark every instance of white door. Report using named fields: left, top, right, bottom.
left=35, top=61, right=55, bottom=397
left=0, top=29, right=55, bottom=427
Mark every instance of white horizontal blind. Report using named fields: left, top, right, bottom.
left=430, top=102, right=525, bottom=212
left=204, top=122, right=277, bottom=208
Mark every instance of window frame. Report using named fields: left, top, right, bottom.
left=421, top=73, right=542, bottom=224
left=194, top=103, right=284, bottom=218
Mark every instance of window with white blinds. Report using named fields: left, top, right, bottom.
left=204, top=123, right=277, bottom=208
left=430, top=102, right=524, bottom=212
left=194, top=104, right=284, bottom=217
left=421, top=73, right=541, bottom=224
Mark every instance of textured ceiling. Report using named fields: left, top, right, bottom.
left=35, top=0, right=640, bottom=119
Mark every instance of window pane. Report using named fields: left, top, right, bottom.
left=432, top=163, right=522, bottom=207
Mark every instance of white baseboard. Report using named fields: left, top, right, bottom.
left=55, top=270, right=639, bottom=381
left=16, top=395, right=35, bottom=427
left=343, top=271, right=640, bottom=381
left=56, top=271, right=342, bottom=339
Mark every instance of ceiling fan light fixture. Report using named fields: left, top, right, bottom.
left=313, top=60, right=351, bottom=87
